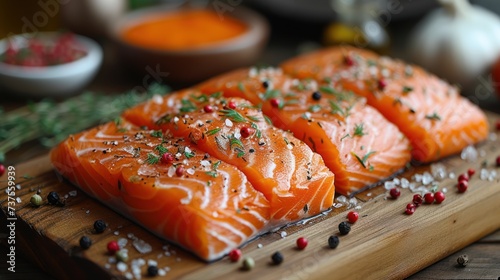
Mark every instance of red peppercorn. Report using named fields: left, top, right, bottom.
left=161, top=153, right=175, bottom=164
left=412, top=194, right=423, bottom=206
left=457, top=173, right=468, bottom=182
left=467, top=168, right=475, bottom=177
left=405, top=203, right=416, bottom=215
left=0, top=164, right=5, bottom=177
left=496, top=120, right=500, bottom=131
left=389, top=187, right=400, bottom=199
left=377, top=79, right=387, bottom=90
left=296, top=237, right=308, bottom=250
left=344, top=55, right=354, bottom=66
left=270, top=98, right=280, bottom=108
left=434, top=191, right=445, bottom=204
left=347, top=211, right=359, bottom=223
left=424, top=193, right=434, bottom=204
left=228, top=101, right=237, bottom=109
left=496, top=155, right=500, bottom=167
left=240, top=127, right=254, bottom=138
left=228, top=249, right=242, bottom=262
left=175, top=166, right=184, bottom=177
left=203, top=105, right=214, bottom=113
left=457, top=180, right=468, bottom=193
left=107, top=241, right=120, bottom=255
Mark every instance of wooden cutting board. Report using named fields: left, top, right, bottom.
left=1, top=113, right=500, bottom=280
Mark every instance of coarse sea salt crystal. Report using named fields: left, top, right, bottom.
left=68, top=190, right=78, bottom=197
left=384, top=181, right=396, bottom=190
left=158, top=269, right=166, bottom=276
left=280, top=231, right=287, bottom=238
left=336, top=195, right=347, bottom=204
left=148, top=259, right=158, bottom=267
left=200, top=160, right=210, bottom=167
left=449, top=172, right=456, bottom=179
left=167, top=166, right=176, bottom=177
left=348, top=197, right=358, bottom=208
left=333, top=203, right=343, bottom=208
left=124, top=272, right=133, bottom=280
left=257, top=244, right=263, bottom=249
left=489, top=132, right=497, bottom=141
left=16, top=184, right=21, bottom=190
left=422, top=172, right=434, bottom=185
left=460, top=145, right=478, bottom=162
left=108, top=257, right=117, bottom=264
left=118, top=238, right=128, bottom=248
left=225, top=119, right=233, bottom=127
left=16, top=197, right=21, bottom=203
left=392, top=178, right=400, bottom=185
left=105, top=263, right=111, bottom=269
left=133, top=239, right=153, bottom=254
left=401, top=178, right=410, bottom=188
left=413, top=174, right=423, bottom=183
left=431, top=163, right=447, bottom=180
left=114, top=231, right=119, bottom=236
left=186, top=168, right=195, bottom=175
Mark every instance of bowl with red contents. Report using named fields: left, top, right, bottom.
left=0, top=32, right=102, bottom=96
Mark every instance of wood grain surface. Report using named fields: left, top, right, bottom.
left=1, top=113, right=499, bottom=280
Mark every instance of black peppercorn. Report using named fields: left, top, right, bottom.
left=338, top=221, right=351, bottom=235
left=262, top=80, right=270, bottom=89
left=79, top=236, right=92, bottom=249
left=93, top=219, right=107, bottom=233
left=147, top=265, right=159, bottom=276
left=328, top=235, right=340, bottom=249
left=47, top=191, right=60, bottom=205
left=271, top=251, right=284, bottom=265
left=312, top=91, right=322, bottom=101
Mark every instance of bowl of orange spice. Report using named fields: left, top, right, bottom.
left=112, top=5, right=269, bottom=84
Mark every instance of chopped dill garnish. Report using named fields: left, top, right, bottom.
left=351, top=150, right=376, bottom=168
left=220, top=109, right=246, bottom=123
left=150, top=130, right=163, bottom=138
left=146, top=153, right=160, bottom=165
left=353, top=123, right=367, bottom=137
left=425, top=112, right=441, bottom=121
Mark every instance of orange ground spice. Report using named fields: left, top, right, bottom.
left=121, top=9, right=247, bottom=50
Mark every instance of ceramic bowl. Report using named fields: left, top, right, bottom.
left=111, top=6, right=269, bottom=85
left=0, top=32, right=103, bottom=97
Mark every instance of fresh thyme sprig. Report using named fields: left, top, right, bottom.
left=0, top=83, right=170, bottom=162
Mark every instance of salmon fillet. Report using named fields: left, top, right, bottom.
left=123, top=92, right=336, bottom=221
left=198, top=68, right=411, bottom=195
left=51, top=120, right=271, bottom=261
left=281, top=46, right=489, bottom=162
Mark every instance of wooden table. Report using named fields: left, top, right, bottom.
left=2, top=7, right=500, bottom=279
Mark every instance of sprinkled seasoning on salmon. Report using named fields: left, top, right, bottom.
left=51, top=120, right=271, bottom=261
left=281, top=46, right=489, bottom=162
left=123, top=93, right=336, bottom=221
left=198, top=68, right=411, bottom=195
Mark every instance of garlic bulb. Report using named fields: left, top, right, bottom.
left=409, top=0, right=500, bottom=90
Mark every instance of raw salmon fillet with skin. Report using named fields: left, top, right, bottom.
left=123, top=92, right=336, bottom=222
left=198, top=68, right=411, bottom=195
left=281, top=46, right=489, bottom=163
left=51, top=120, right=271, bottom=261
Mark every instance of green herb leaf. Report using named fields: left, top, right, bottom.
left=206, top=171, right=217, bottom=178
left=402, top=86, right=413, bottom=94
left=146, top=153, right=160, bottom=165
left=206, top=128, right=221, bottom=136
left=320, top=86, right=336, bottom=94
left=246, top=115, right=261, bottom=122
left=220, top=109, right=246, bottom=123
left=264, top=115, right=273, bottom=125
left=238, top=82, right=245, bottom=92
left=180, top=99, right=197, bottom=113
left=262, top=89, right=281, bottom=101
left=425, top=112, right=441, bottom=121
left=353, top=123, right=367, bottom=137
left=154, top=144, right=168, bottom=156
left=351, top=150, right=376, bottom=169
left=150, top=130, right=163, bottom=138
left=184, top=150, right=195, bottom=159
